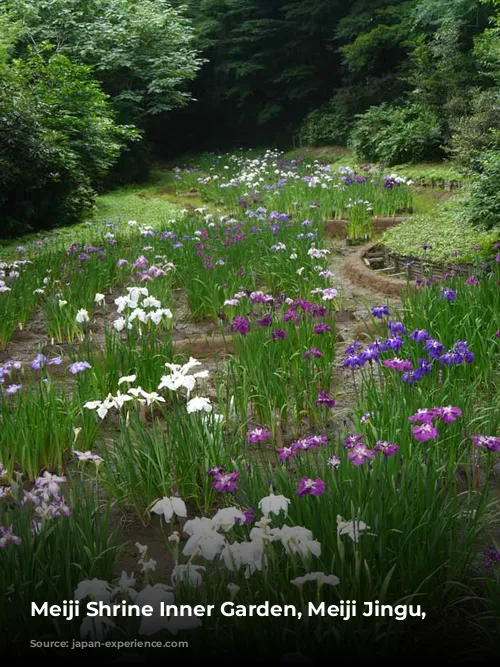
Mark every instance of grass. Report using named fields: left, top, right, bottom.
left=93, top=176, right=186, bottom=226
left=0, top=168, right=198, bottom=258
left=412, top=189, right=454, bottom=216
left=390, top=161, right=466, bottom=183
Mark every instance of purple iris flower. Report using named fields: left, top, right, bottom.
left=343, top=433, right=365, bottom=450
left=424, top=338, right=444, bottom=359
left=345, top=341, right=362, bottom=355
left=256, top=314, right=272, bottom=327
left=440, top=288, right=457, bottom=302
left=348, top=444, right=375, bottom=467
left=316, top=391, right=335, bottom=408
left=412, top=423, right=439, bottom=442
left=212, top=472, right=240, bottom=493
left=304, top=347, right=323, bottom=359
left=343, top=354, right=363, bottom=369
left=297, top=477, right=325, bottom=497
left=472, top=435, right=500, bottom=452
left=384, top=337, right=404, bottom=352
left=371, top=305, right=390, bottom=319
left=68, top=361, right=92, bottom=375
left=231, top=316, right=250, bottom=335
left=383, top=358, right=413, bottom=372
left=272, top=328, right=287, bottom=341
left=409, top=329, right=430, bottom=344
left=5, top=384, right=22, bottom=395
left=483, top=546, right=500, bottom=568
left=31, top=354, right=48, bottom=370
left=248, top=427, right=272, bottom=444
left=388, top=320, right=406, bottom=336
left=311, top=305, right=328, bottom=318
left=206, top=466, right=227, bottom=478
left=360, top=346, right=379, bottom=362
left=374, top=441, right=400, bottom=457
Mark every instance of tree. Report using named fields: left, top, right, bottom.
left=0, top=49, right=137, bottom=237
left=474, top=0, right=500, bottom=85
left=407, top=1, right=488, bottom=129
left=8, top=0, right=203, bottom=123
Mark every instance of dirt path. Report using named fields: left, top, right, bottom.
left=320, top=239, right=402, bottom=429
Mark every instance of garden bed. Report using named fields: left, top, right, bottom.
left=324, top=216, right=410, bottom=239
left=343, top=242, right=409, bottom=297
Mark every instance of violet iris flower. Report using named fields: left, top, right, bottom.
left=412, top=423, right=439, bottom=442
left=348, top=444, right=375, bottom=467
left=316, top=391, right=335, bottom=408
left=374, top=441, right=400, bottom=457
left=69, top=361, right=92, bottom=375
left=297, top=477, right=325, bottom=497
left=371, top=305, right=389, bottom=319
left=212, top=472, right=240, bottom=493
left=248, top=427, right=272, bottom=444
left=231, top=316, right=250, bottom=335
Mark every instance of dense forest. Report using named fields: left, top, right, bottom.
left=1, top=0, right=500, bottom=236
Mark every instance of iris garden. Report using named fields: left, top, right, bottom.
left=1, top=150, right=499, bottom=659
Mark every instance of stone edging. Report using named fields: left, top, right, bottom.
left=342, top=241, right=409, bottom=298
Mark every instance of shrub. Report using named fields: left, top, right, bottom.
left=297, top=77, right=405, bottom=148
left=0, top=53, right=137, bottom=238
left=298, top=103, right=350, bottom=147
left=348, top=103, right=444, bottom=165
left=466, top=149, right=500, bottom=230
left=448, top=89, right=500, bottom=171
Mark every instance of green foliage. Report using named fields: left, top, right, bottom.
left=0, top=8, right=20, bottom=63
left=448, top=89, right=500, bottom=170
left=163, top=0, right=500, bottom=158
left=8, top=0, right=202, bottom=122
left=383, top=197, right=499, bottom=261
left=4, top=0, right=500, bottom=235
left=348, top=103, right=444, bottom=165
left=0, top=52, right=136, bottom=237
left=167, top=0, right=347, bottom=148
left=407, top=16, right=483, bottom=138
left=297, top=73, right=410, bottom=149
left=474, top=0, right=500, bottom=84
left=466, top=150, right=500, bottom=230
left=337, top=1, right=414, bottom=74
left=298, top=101, right=350, bottom=147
